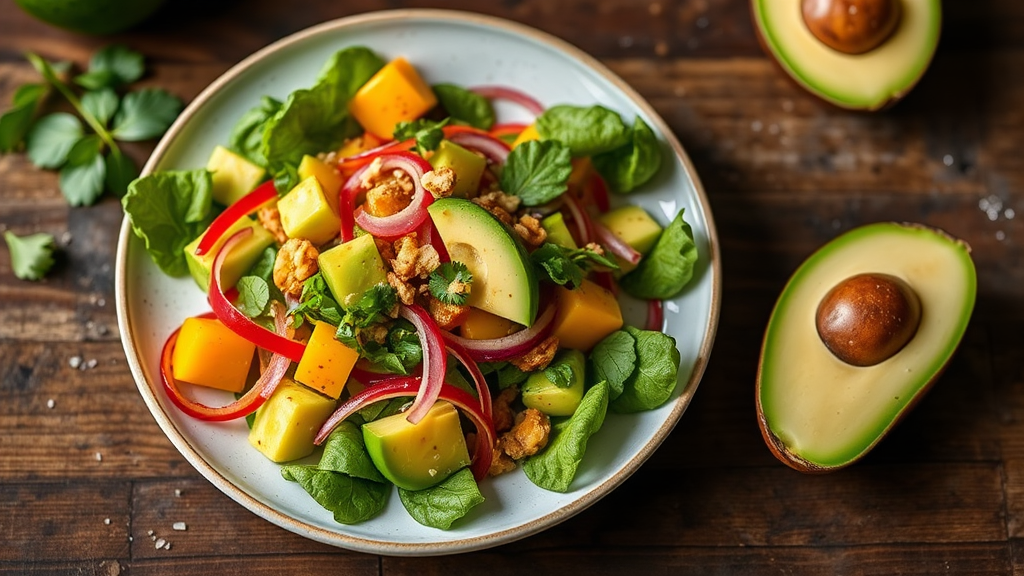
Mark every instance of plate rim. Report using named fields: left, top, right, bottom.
left=115, top=8, right=722, bottom=556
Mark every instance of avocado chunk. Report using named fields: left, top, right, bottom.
left=751, top=0, right=940, bottom=110
left=756, top=223, right=976, bottom=472
left=206, top=145, right=266, bottom=206
left=541, top=212, right=578, bottom=250
left=428, top=198, right=539, bottom=326
left=278, top=176, right=341, bottom=246
left=522, top=349, right=586, bottom=416
left=429, top=140, right=487, bottom=198
left=249, top=378, right=337, bottom=463
left=598, top=205, right=663, bottom=274
left=184, top=216, right=275, bottom=292
left=362, top=401, right=471, bottom=491
left=318, top=234, right=388, bottom=307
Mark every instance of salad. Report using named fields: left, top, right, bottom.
left=123, top=46, right=698, bottom=530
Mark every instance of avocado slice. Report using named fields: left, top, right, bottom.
left=751, top=0, right=941, bottom=110
left=362, top=401, right=471, bottom=490
left=756, top=223, right=975, bottom=472
left=428, top=198, right=539, bottom=327
left=522, top=349, right=586, bottom=416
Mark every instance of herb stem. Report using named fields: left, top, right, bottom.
left=26, top=52, right=120, bottom=152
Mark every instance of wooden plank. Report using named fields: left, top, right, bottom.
left=126, top=554, right=378, bottom=575
left=0, top=561, right=127, bottom=576
left=0, top=481, right=131, bottom=562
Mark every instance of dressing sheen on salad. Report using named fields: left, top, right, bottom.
left=123, top=46, right=699, bottom=529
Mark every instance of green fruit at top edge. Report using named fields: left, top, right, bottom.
left=756, top=222, right=975, bottom=473
left=750, top=0, right=941, bottom=110
left=15, top=0, right=167, bottom=35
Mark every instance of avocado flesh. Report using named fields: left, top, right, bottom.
left=752, top=0, right=941, bottom=110
left=757, top=223, right=975, bottom=471
left=428, top=198, right=539, bottom=326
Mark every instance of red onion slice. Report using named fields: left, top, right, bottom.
left=399, top=304, right=448, bottom=425
left=442, top=301, right=556, bottom=362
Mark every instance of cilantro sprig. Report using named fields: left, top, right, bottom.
left=393, top=118, right=449, bottom=156
left=4, top=231, right=56, bottom=281
left=0, top=45, right=183, bottom=206
left=427, top=261, right=473, bottom=305
left=530, top=242, right=618, bottom=289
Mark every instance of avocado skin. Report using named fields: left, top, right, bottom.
left=15, top=0, right=166, bottom=34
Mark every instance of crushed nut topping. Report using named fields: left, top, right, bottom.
left=472, top=190, right=521, bottom=226
left=257, top=205, right=288, bottom=245
left=390, top=233, right=440, bottom=281
left=514, top=214, right=548, bottom=248
left=502, top=408, right=551, bottom=460
left=387, top=271, right=417, bottom=306
left=509, top=335, right=560, bottom=372
left=273, top=238, right=319, bottom=298
left=421, top=167, right=457, bottom=198
left=491, top=386, right=519, bottom=434
left=488, top=439, right=517, bottom=476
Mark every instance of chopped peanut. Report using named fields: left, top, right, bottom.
left=387, top=271, right=417, bottom=305
left=472, top=190, right=520, bottom=226
left=491, top=385, right=518, bottom=434
left=502, top=408, right=551, bottom=460
left=257, top=205, right=288, bottom=245
left=509, top=335, right=560, bottom=372
left=390, top=233, right=440, bottom=281
left=488, top=438, right=517, bottom=476
left=422, top=167, right=457, bottom=198
left=273, top=238, right=319, bottom=298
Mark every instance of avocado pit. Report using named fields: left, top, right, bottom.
left=801, top=0, right=902, bottom=55
left=815, top=272, right=921, bottom=367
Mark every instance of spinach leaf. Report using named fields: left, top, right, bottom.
left=359, top=397, right=409, bottom=423
left=246, top=245, right=282, bottom=301
left=433, top=83, right=495, bottom=130
left=122, top=169, right=213, bottom=276
left=592, top=116, right=662, bottom=194
left=536, top=104, right=630, bottom=157
left=262, top=47, right=383, bottom=192
left=0, top=83, right=47, bottom=153
left=228, top=95, right=282, bottom=167
left=499, top=139, right=572, bottom=206
left=611, top=326, right=680, bottom=413
left=523, top=380, right=609, bottom=492
left=619, top=209, right=698, bottom=300
left=318, top=421, right=387, bottom=483
left=235, top=276, right=270, bottom=318
left=359, top=319, right=423, bottom=375
left=398, top=468, right=484, bottom=530
left=3, top=231, right=55, bottom=281
left=496, top=363, right=529, bottom=389
left=588, top=330, right=637, bottom=400
left=544, top=361, right=575, bottom=388
left=281, top=465, right=389, bottom=525
left=393, top=117, right=448, bottom=155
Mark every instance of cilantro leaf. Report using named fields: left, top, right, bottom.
left=536, top=104, right=630, bottom=157
left=393, top=118, right=448, bottom=155
left=81, top=89, right=120, bottom=127
left=592, top=116, right=662, bottom=194
left=235, top=276, right=271, bottom=318
left=110, top=88, right=183, bottom=141
left=104, top=148, right=138, bottom=197
left=619, top=209, right=698, bottom=300
left=530, top=242, right=618, bottom=289
left=433, top=83, right=495, bottom=130
left=121, top=169, right=214, bottom=276
left=75, top=45, right=144, bottom=89
left=58, top=134, right=106, bottom=206
left=25, top=112, right=83, bottom=168
left=292, top=272, right=342, bottom=327
left=4, top=231, right=56, bottom=281
left=427, top=261, right=473, bottom=305
left=0, top=83, right=47, bottom=153
left=228, top=95, right=282, bottom=167
left=499, top=139, right=572, bottom=206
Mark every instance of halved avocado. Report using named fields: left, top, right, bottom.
left=756, top=223, right=975, bottom=472
left=751, top=0, right=941, bottom=110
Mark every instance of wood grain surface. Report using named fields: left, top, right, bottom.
left=2, top=0, right=1023, bottom=573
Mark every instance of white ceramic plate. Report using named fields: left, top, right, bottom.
left=116, top=9, right=721, bottom=556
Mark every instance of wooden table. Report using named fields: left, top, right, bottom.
left=2, top=0, right=1022, bottom=573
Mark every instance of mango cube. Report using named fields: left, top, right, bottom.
left=511, top=123, right=541, bottom=149
left=184, top=217, right=275, bottom=292
left=460, top=307, right=519, bottom=340
left=249, top=378, right=337, bottom=463
left=172, top=317, right=255, bottom=393
left=294, top=321, right=360, bottom=399
left=349, top=57, right=438, bottom=139
left=297, top=155, right=343, bottom=215
left=206, top=145, right=267, bottom=206
left=278, top=176, right=341, bottom=246
left=551, top=279, right=623, bottom=351
left=318, top=234, right=388, bottom=307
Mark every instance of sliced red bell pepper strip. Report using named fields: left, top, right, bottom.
left=195, top=180, right=277, bottom=256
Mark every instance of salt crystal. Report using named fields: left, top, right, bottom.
left=154, top=538, right=166, bottom=549
left=174, top=489, right=181, bottom=497
left=97, top=298, right=106, bottom=307
left=996, top=231, right=1006, bottom=241
left=147, top=530, right=154, bottom=536
left=60, top=231, right=73, bottom=246
left=95, top=452, right=102, bottom=462
left=69, top=356, right=82, bottom=369
left=47, top=399, right=55, bottom=409
left=172, top=522, right=187, bottom=531
left=86, top=359, right=98, bottom=369
left=164, top=542, right=172, bottom=550
left=943, top=154, right=954, bottom=167
left=104, top=518, right=111, bottom=525
left=619, top=35, right=634, bottom=48
left=1005, top=208, right=1015, bottom=219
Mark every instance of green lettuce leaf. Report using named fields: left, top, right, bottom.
left=228, top=95, right=282, bottom=167
left=499, top=139, right=572, bottom=206
left=281, top=465, right=389, bottom=525
left=3, top=231, right=55, bottom=281
left=523, top=380, right=609, bottom=492
left=433, top=83, right=494, bottom=130
left=398, top=468, right=484, bottom=530
left=592, top=116, right=662, bottom=193
left=619, top=209, right=698, bottom=300
left=611, top=326, right=680, bottom=413
left=588, top=330, right=637, bottom=400
left=536, top=104, right=630, bottom=157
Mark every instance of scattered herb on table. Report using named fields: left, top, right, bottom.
left=3, top=231, right=56, bottom=281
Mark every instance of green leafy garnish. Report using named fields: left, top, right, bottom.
left=0, top=84, right=47, bottom=153
left=393, top=117, right=448, bottom=156
left=59, top=134, right=106, bottom=206
left=592, top=116, right=662, bottom=193
left=610, top=327, right=680, bottom=413
left=26, top=112, right=83, bottom=168
left=109, top=88, right=182, bottom=142
left=398, top=468, right=485, bottom=530
left=3, top=231, right=56, bottom=281
left=427, top=261, right=473, bottom=305
left=359, top=319, right=423, bottom=375
left=331, top=284, right=421, bottom=374
left=530, top=242, right=618, bottom=289
left=499, top=139, right=572, bottom=206
left=318, top=421, right=387, bottom=482
left=292, top=272, right=343, bottom=327
left=121, top=169, right=213, bottom=276
left=74, top=45, right=145, bottom=90
left=523, top=380, right=610, bottom=492
left=228, top=95, right=282, bottom=167
left=235, top=276, right=271, bottom=318
left=535, top=104, right=630, bottom=157
left=80, top=88, right=119, bottom=127
left=433, top=83, right=495, bottom=130
left=619, top=209, right=698, bottom=300
left=588, top=330, right=637, bottom=400
left=544, top=361, right=575, bottom=388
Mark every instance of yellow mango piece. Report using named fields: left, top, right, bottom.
left=297, top=155, right=343, bottom=215
left=278, top=176, right=341, bottom=246
left=183, top=216, right=275, bottom=293
left=206, top=145, right=266, bottom=206
left=511, top=123, right=541, bottom=149
left=460, top=307, right=519, bottom=340
left=551, top=279, right=624, bottom=351
left=349, top=57, right=438, bottom=139
left=172, top=317, right=255, bottom=393
left=249, top=378, right=337, bottom=463
left=294, top=321, right=360, bottom=399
